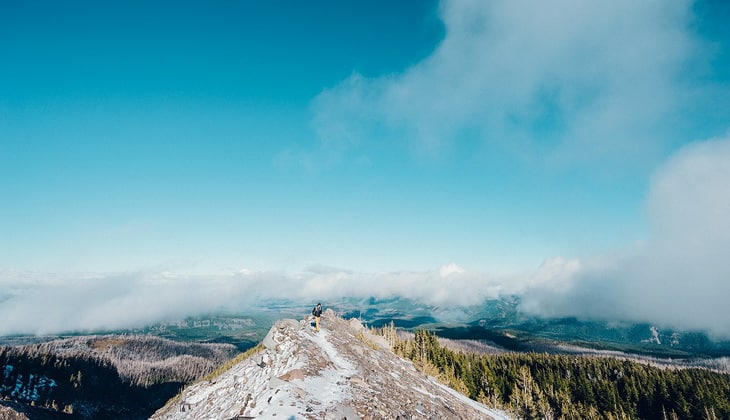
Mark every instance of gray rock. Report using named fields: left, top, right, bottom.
left=262, top=326, right=277, bottom=350
left=349, top=318, right=364, bottom=333
left=326, top=404, right=361, bottom=420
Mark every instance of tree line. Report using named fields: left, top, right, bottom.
left=385, top=328, right=730, bottom=419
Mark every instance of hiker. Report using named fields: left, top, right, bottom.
left=312, top=303, right=323, bottom=332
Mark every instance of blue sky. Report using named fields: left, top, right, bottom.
left=2, top=0, right=730, bottom=334
left=1, top=0, right=445, bottom=272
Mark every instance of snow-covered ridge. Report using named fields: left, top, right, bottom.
left=152, top=310, right=510, bottom=419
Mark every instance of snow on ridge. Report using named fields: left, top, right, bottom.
left=152, top=310, right=510, bottom=419
left=432, top=380, right=512, bottom=420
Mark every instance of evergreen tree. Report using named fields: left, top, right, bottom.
left=384, top=329, right=730, bottom=419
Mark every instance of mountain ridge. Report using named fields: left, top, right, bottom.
left=152, top=310, right=510, bottom=419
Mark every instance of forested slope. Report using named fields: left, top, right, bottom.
left=391, top=329, right=730, bottom=419
left=0, top=335, right=237, bottom=419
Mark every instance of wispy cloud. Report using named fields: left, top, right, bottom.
left=310, top=0, right=699, bottom=166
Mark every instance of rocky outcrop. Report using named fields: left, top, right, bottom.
left=152, top=310, right=509, bottom=419
left=0, top=404, right=29, bottom=420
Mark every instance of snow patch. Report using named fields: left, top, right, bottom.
left=432, top=379, right=512, bottom=420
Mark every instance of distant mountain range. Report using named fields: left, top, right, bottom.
left=7, top=296, right=726, bottom=360
left=329, top=296, right=730, bottom=359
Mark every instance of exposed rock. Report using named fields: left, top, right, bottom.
left=0, top=405, right=29, bottom=420
left=348, top=318, right=365, bottom=333
left=279, top=369, right=304, bottom=381
left=152, top=312, right=510, bottom=419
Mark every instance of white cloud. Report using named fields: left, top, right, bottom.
left=0, top=263, right=514, bottom=335
left=519, top=135, right=730, bottom=337
left=0, top=270, right=254, bottom=335
left=311, top=0, right=698, bottom=165
left=0, top=254, right=585, bottom=335
left=4, top=132, right=729, bottom=337
left=439, top=263, right=465, bottom=277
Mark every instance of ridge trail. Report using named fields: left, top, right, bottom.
left=152, top=310, right=510, bottom=419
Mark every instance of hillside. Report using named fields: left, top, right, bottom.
left=152, top=310, right=510, bottom=419
left=395, top=330, right=730, bottom=419
left=0, top=335, right=237, bottom=419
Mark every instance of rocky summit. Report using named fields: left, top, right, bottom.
left=152, top=310, right=509, bottom=419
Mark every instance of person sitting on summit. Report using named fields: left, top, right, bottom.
left=312, top=303, right=323, bottom=332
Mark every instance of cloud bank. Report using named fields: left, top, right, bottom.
left=311, top=0, right=698, bottom=164
left=520, top=135, right=730, bottom=337
left=0, top=260, right=575, bottom=336
left=2, top=133, right=729, bottom=338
